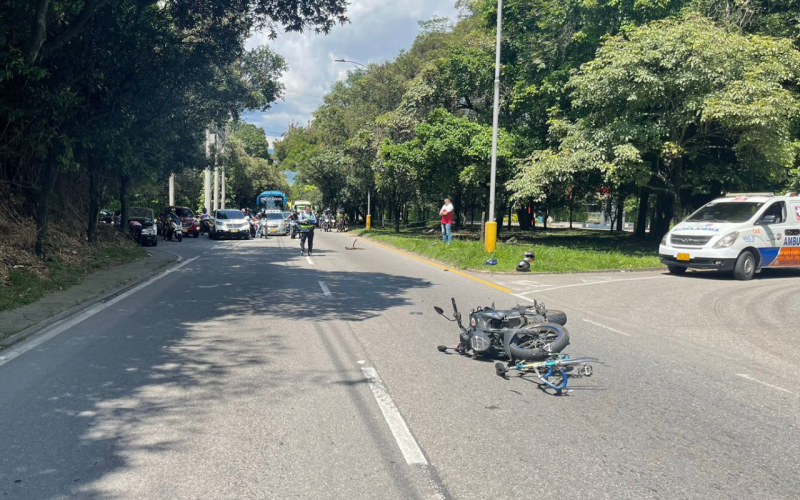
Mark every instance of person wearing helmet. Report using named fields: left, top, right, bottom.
left=298, top=205, right=317, bottom=256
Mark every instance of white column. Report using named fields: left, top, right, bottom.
left=213, top=166, right=219, bottom=211
left=169, top=173, right=175, bottom=206
left=204, top=129, right=212, bottom=213
left=221, top=167, right=226, bottom=209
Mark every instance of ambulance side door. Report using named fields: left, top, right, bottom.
left=754, top=201, right=785, bottom=267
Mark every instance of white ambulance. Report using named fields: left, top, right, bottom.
left=659, top=192, right=800, bottom=280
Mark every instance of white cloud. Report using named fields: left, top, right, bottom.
left=242, top=0, right=458, bottom=147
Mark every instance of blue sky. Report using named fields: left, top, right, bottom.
left=243, top=0, right=459, bottom=147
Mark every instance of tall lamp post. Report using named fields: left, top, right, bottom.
left=334, top=58, right=367, bottom=69
left=335, top=57, right=372, bottom=229
left=485, top=0, right=503, bottom=253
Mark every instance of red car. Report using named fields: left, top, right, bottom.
left=158, top=206, right=199, bottom=238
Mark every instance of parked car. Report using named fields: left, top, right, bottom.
left=158, top=206, right=199, bottom=238
left=99, top=209, right=114, bottom=224
left=263, top=212, right=290, bottom=235
left=209, top=209, right=251, bottom=240
left=123, top=207, right=158, bottom=246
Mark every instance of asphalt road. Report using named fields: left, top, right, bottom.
left=1, top=230, right=798, bottom=499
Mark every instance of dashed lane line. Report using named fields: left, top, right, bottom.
left=736, top=374, right=795, bottom=395
left=361, top=366, right=428, bottom=465
left=582, top=318, right=632, bottom=337
left=319, top=281, right=332, bottom=297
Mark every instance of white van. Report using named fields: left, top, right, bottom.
left=659, top=193, right=800, bottom=280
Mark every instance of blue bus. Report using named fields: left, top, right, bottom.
left=256, top=191, right=286, bottom=212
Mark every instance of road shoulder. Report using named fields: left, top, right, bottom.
left=0, top=248, right=178, bottom=349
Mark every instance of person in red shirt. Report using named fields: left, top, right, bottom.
left=440, top=197, right=454, bottom=244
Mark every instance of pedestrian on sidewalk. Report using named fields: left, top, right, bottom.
left=440, top=197, right=454, bottom=244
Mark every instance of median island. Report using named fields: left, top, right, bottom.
left=353, top=227, right=662, bottom=273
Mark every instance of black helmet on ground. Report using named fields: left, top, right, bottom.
left=516, top=260, right=531, bottom=272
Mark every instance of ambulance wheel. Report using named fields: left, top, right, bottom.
left=733, top=250, right=756, bottom=281
left=667, top=265, right=687, bottom=275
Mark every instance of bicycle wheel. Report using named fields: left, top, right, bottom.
left=508, top=323, right=570, bottom=361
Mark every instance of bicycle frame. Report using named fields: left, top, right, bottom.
left=496, top=354, right=599, bottom=392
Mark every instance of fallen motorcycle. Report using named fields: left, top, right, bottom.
left=495, top=354, right=599, bottom=395
left=434, top=298, right=569, bottom=361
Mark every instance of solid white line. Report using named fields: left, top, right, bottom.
left=0, top=256, right=200, bottom=368
left=583, top=318, right=632, bottom=337
left=511, top=293, right=535, bottom=303
left=319, top=281, right=332, bottom=297
left=305, top=256, right=314, bottom=266
left=361, top=367, right=428, bottom=465
left=516, top=275, right=669, bottom=295
left=736, top=374, right=795, bottom=395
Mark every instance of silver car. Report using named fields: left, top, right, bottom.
left=210, top=209, right=251, bottom=240
left=263, top=212, right=290, bottom=235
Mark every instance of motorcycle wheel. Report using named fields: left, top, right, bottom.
left=177, top=233, right=183, bottom=242
left=508, top=323, right=570, bottom=361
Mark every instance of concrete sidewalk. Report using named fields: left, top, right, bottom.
left=0, top=249, right=178, bottom=347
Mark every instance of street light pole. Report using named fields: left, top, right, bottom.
left=334, top=58, right=368, bottom=69
left=335, top=57, right=372, bottom=229
left=485, top=0, right=503, bottom=253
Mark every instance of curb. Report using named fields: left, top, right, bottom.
left=0, top=249, right=181, bottom=350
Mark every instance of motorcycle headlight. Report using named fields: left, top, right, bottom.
left=713, top=231, right=739, bottom=248
left=470, top=316, right=477, bottom=327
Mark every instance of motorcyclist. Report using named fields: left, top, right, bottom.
left=164, top=208, right=179, bottom=241
left=298, top=206, right=317, bottom=256
left=199, top=207, right=210, bottom=235
left=336, top=210, right=348, bottom=231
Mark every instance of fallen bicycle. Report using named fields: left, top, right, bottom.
left=495, top=354, right=600, bottom=395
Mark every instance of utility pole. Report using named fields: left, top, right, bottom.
left=485, top=0, right=503, bottom=254
left=204, top=129, right=212, bottom=214
left=169, top=173, right=175, bottom=206
left=212, top=130, right=219, bottom=212
left=221, top=124, right=227, bottom=209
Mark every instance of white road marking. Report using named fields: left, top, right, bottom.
left=511, top=293, right=536, bottom=303
left=515, top=275, right=669, bottom=295
left=361, top=367, right=428, bottom=465
left=583, top=318, right=632, bottom=337
left=0, top=256, right=200, bottom=367
left=305, top=256, right=314, bottom=266
left=736, top=374, right=795, bottom=395
left=356, top=360, right=365, bottom=365
left=319, top=281, right=332, bottom=297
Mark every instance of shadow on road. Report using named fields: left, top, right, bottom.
left=0, top=242, right=432, bottom=498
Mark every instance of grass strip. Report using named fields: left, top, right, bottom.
left=353, top=228, right=662, bottom=273
left=0, top=245, right=147, bottom=313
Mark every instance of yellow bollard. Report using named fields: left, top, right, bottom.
left=366, top=214, right=371, bottom=231
left=484, top=221, right=497, bottom=253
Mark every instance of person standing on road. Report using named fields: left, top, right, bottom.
left=440, top=197, right=454, bottom=244
left=298, top=205, right=317, bottom=256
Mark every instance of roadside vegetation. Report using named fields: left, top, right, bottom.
left=277, top=1, right=800, bottom=245
left=353, top=227, right=662, bottom=273
left=0, top=1, right=346, bottom=313
left=0, top=222, right=146, bottom=313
